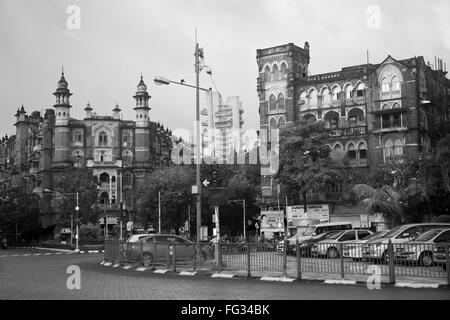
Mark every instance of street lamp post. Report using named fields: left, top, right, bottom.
left=154, top=53, right=212, bottom=244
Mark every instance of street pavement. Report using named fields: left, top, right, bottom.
left=0, top=248, right=449, bottom=300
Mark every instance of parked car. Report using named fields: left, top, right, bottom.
left=126, top=234, right=195, bottom=267
left=343, top=231, right=389, bottom=260
left=362, top=223, right=450, bottom=264
left=311, top=229, right=373, bottom=259
left=395, top=228, right=450, bottom=267
left=286, top=230, right=344, bottom=256
left=126, top=234, right=154, bottom=242
left=277, top=222, right=353, bottom=253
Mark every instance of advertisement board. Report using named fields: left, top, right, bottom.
left=259, top=211, right=284, bottom=234
left=286, top=205, right=330, bottom=227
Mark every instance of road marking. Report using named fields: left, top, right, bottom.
left=55, top=253, right=62, bottom=255
left=136, top=267, right=147, bottom=272
left=122, top=265, right=132, bottom=270
left=324, top=280, right=357, bottom=285
left=180, top=271, right=197, bottom=276
left=154, top=269, right=169, bottom=274
left=22, top=254, right=31, bottom=256
left=211, top=273, right=234, bottom=278
left=34, top=253, right=42, bottom=256
left=44, top=253, right=52, bottom=256
left=395, top=282, right=440, bottom=289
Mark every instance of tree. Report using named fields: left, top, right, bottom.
left=276, top=120, right=343, bottom=204
left=0, top=186, right=40, bottom=241
left=53, top=168, right=101, bottom=228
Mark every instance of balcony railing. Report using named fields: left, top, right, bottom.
left=373, top=120, right=408, bottom=130
left=326, top=126, right=366, bottom=137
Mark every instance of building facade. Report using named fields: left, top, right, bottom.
left=0, top=72, right=173, bottom=236
left=257, top=42, right=450, bottom=229
left=201, top=91, right=245, bottom=158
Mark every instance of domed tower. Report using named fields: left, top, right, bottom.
left=53, top=70, right=73, bottom=165
left=133, top=75, right=151, bottom=163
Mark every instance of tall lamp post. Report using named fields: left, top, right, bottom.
left=154, top=71, right=212, bottom=244
left=228, top=199, right=246, bottom=240
left=44, top=189, right=79, bottom=252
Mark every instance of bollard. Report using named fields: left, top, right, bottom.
left=388, top=240, right=396, bottom=285
left=140, top=241, right=144, bottom=266
left=296, top=239, right=301, bottom=280
left=283, top=239, right=288, bottom=278
left=193, top=242, right=197, bottom=272
left=339, top=243, right=344, bottom=280
left=218, top=239, right=222, bottom=273
left=246, top=241, right=251, bottom=278
left=446, top=245, right=450, bottom=286
left=172, top=243, right=176, bottom=273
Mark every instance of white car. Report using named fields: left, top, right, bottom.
left=311, top=230, right=373, bottom=259
left=127, top=234, right=154, bottom=242
left=343, top=231, right=389, bottom=260
left=362, top=223, right=450, bottom=263
left=394, top=228, right=450, bottom=267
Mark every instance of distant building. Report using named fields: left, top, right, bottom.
left=256, top=42, right=450, bottom=230
left=201, top=91, right=245, bottom=159
left=0, top=72, right=173, bottom=238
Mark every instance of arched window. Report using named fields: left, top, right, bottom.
left=332, top=86, right=341, bottom=101
left=99, top=172, right=110, bottom=184
left=269, top=118, right=278, bottom=129
left=278, top=117, right=286, bottom=127
left=264, top=66, right=271, bottom=82
left=122, top=132, right=132, bottom=147
left=73, top=130, right=83, bottom=144
left=348, top=143, right=357, bottom=160
left=272, top=64, right=279, bottom=81
left=280, top=63, right=287, bottom=79
left=303, top=114, right=317, bottom=124
left=111, top=176, right=116, bottom=183
left=382, top=104, right=390, bottom=110
left=98, top=131, right=108, bottom=146
left=277, top=93, right=285, bottom=111
left=384, top=139, right=394, bottom=160
left=324, top=111, right=340, bottom=129
left=358, top=141, right=367, bottom=163
left=392, top=76, right=401, bottom=92
left=309, top=89, right=318, bottom=106
left=345, top=84, right=354, bottom=99
left=356, top=83, right=365, bottom=97
left=394, top=139, right=403, bottom=156
left=269, top=95, right=277, bottom=112
left=381, top=78, right=390, bottom=93
left=333, top=144, right=343, bottom=152
left=299, top=91, right=308, bottom=111
left=321, top=88, right=331, bottom=105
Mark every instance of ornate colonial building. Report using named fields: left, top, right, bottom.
left=0, top=72, right=173, bottom=236
left=257, top=42, right=450, bottom=228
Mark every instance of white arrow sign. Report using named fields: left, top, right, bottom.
left=202, top=180, right=210, bottom=187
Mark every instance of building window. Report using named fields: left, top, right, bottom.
left=277, top=93, right=285, bottom=112
left=122, top=132, right=132, bottom=147
left=272, top=64, right=279, bottom=81
left=99, top=172, right=110, bottom=184
left=348, top=143, right=357, bottom=160
left=332, top=86, right=341, bottom=101
left=98, top=131, right=108, bottom=146
left=383, top=139, right=403, bottom=161
left=99, top=192, right=109, bottom=204
left=394, top=139, right=403, bottom=157
left=309, top=89, right=318, bottom=106
left=264, top=66, right=271, bottom=82
left=280, top=63, right=287, bottom=79
left=345, top=85, right=354, bottom=99
left=321, top=88, right=331, bottom=105
left=269, top=95, right=277, bottom=112
left=123, top=151, right=133, bottom=165
left=381, top=78, right=390, bottom=93
left=349, top=116, right=357, bottom=128
left=329, top=118, right=339, bottom=129
left=356, top=83, right=365, bottom=97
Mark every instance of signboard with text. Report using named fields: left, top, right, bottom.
left=286, top=205, right=330, bottom=227
left=259, top=211, right=284, bottom=234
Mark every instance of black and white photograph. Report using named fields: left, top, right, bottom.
left=0, top=0, right=449, bottom=308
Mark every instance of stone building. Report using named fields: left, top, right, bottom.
left=256, top=42, right=450, bottom=229
left=0, top=72, right=173, bottom=237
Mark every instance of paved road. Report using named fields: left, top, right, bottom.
left=0, top=249, right=449, bottom=300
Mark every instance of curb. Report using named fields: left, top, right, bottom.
left=98, top=261, right=449, bottom=289
left=11, top=247, right=104, bottom=254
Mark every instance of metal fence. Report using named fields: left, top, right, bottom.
left=104, top=239, right=450, bottom=285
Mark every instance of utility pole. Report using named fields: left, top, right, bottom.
left=158, top=191, right=161, bottom=234
left=195, top=32, right=202, bottom=244
left=242, top=199, right=246, bottom=240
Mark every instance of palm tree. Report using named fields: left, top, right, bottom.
left=351, top=184, right=404, bottom=228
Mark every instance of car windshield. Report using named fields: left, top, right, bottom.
left=302, top=226, right=316, bottom=236
left=415, top=229, right=442, bottom=242
left=315, top=231, right=341, bottom=240
left=363, top=231, right=386, bottom=241
left=382, top=226, right=404, bottom=238
left=327, top=231, right=345, bottom=240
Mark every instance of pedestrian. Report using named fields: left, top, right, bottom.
left=2, top=238, right=7, bottom=250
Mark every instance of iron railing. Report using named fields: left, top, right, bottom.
left=103, top=240, right=450, bottom=285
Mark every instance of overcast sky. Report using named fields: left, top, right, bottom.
left=0, top=0, right=449, bottom=138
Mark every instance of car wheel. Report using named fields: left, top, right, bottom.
left=142, top=253, right=153, bottom=267
left=327, top=247, right=339, bottom=259
left=419, top=252, right=433, bottom=267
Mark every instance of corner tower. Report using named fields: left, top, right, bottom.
left=133, top=75, right=151, bottom=163
left=53, top=70, right=73, bottom=166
